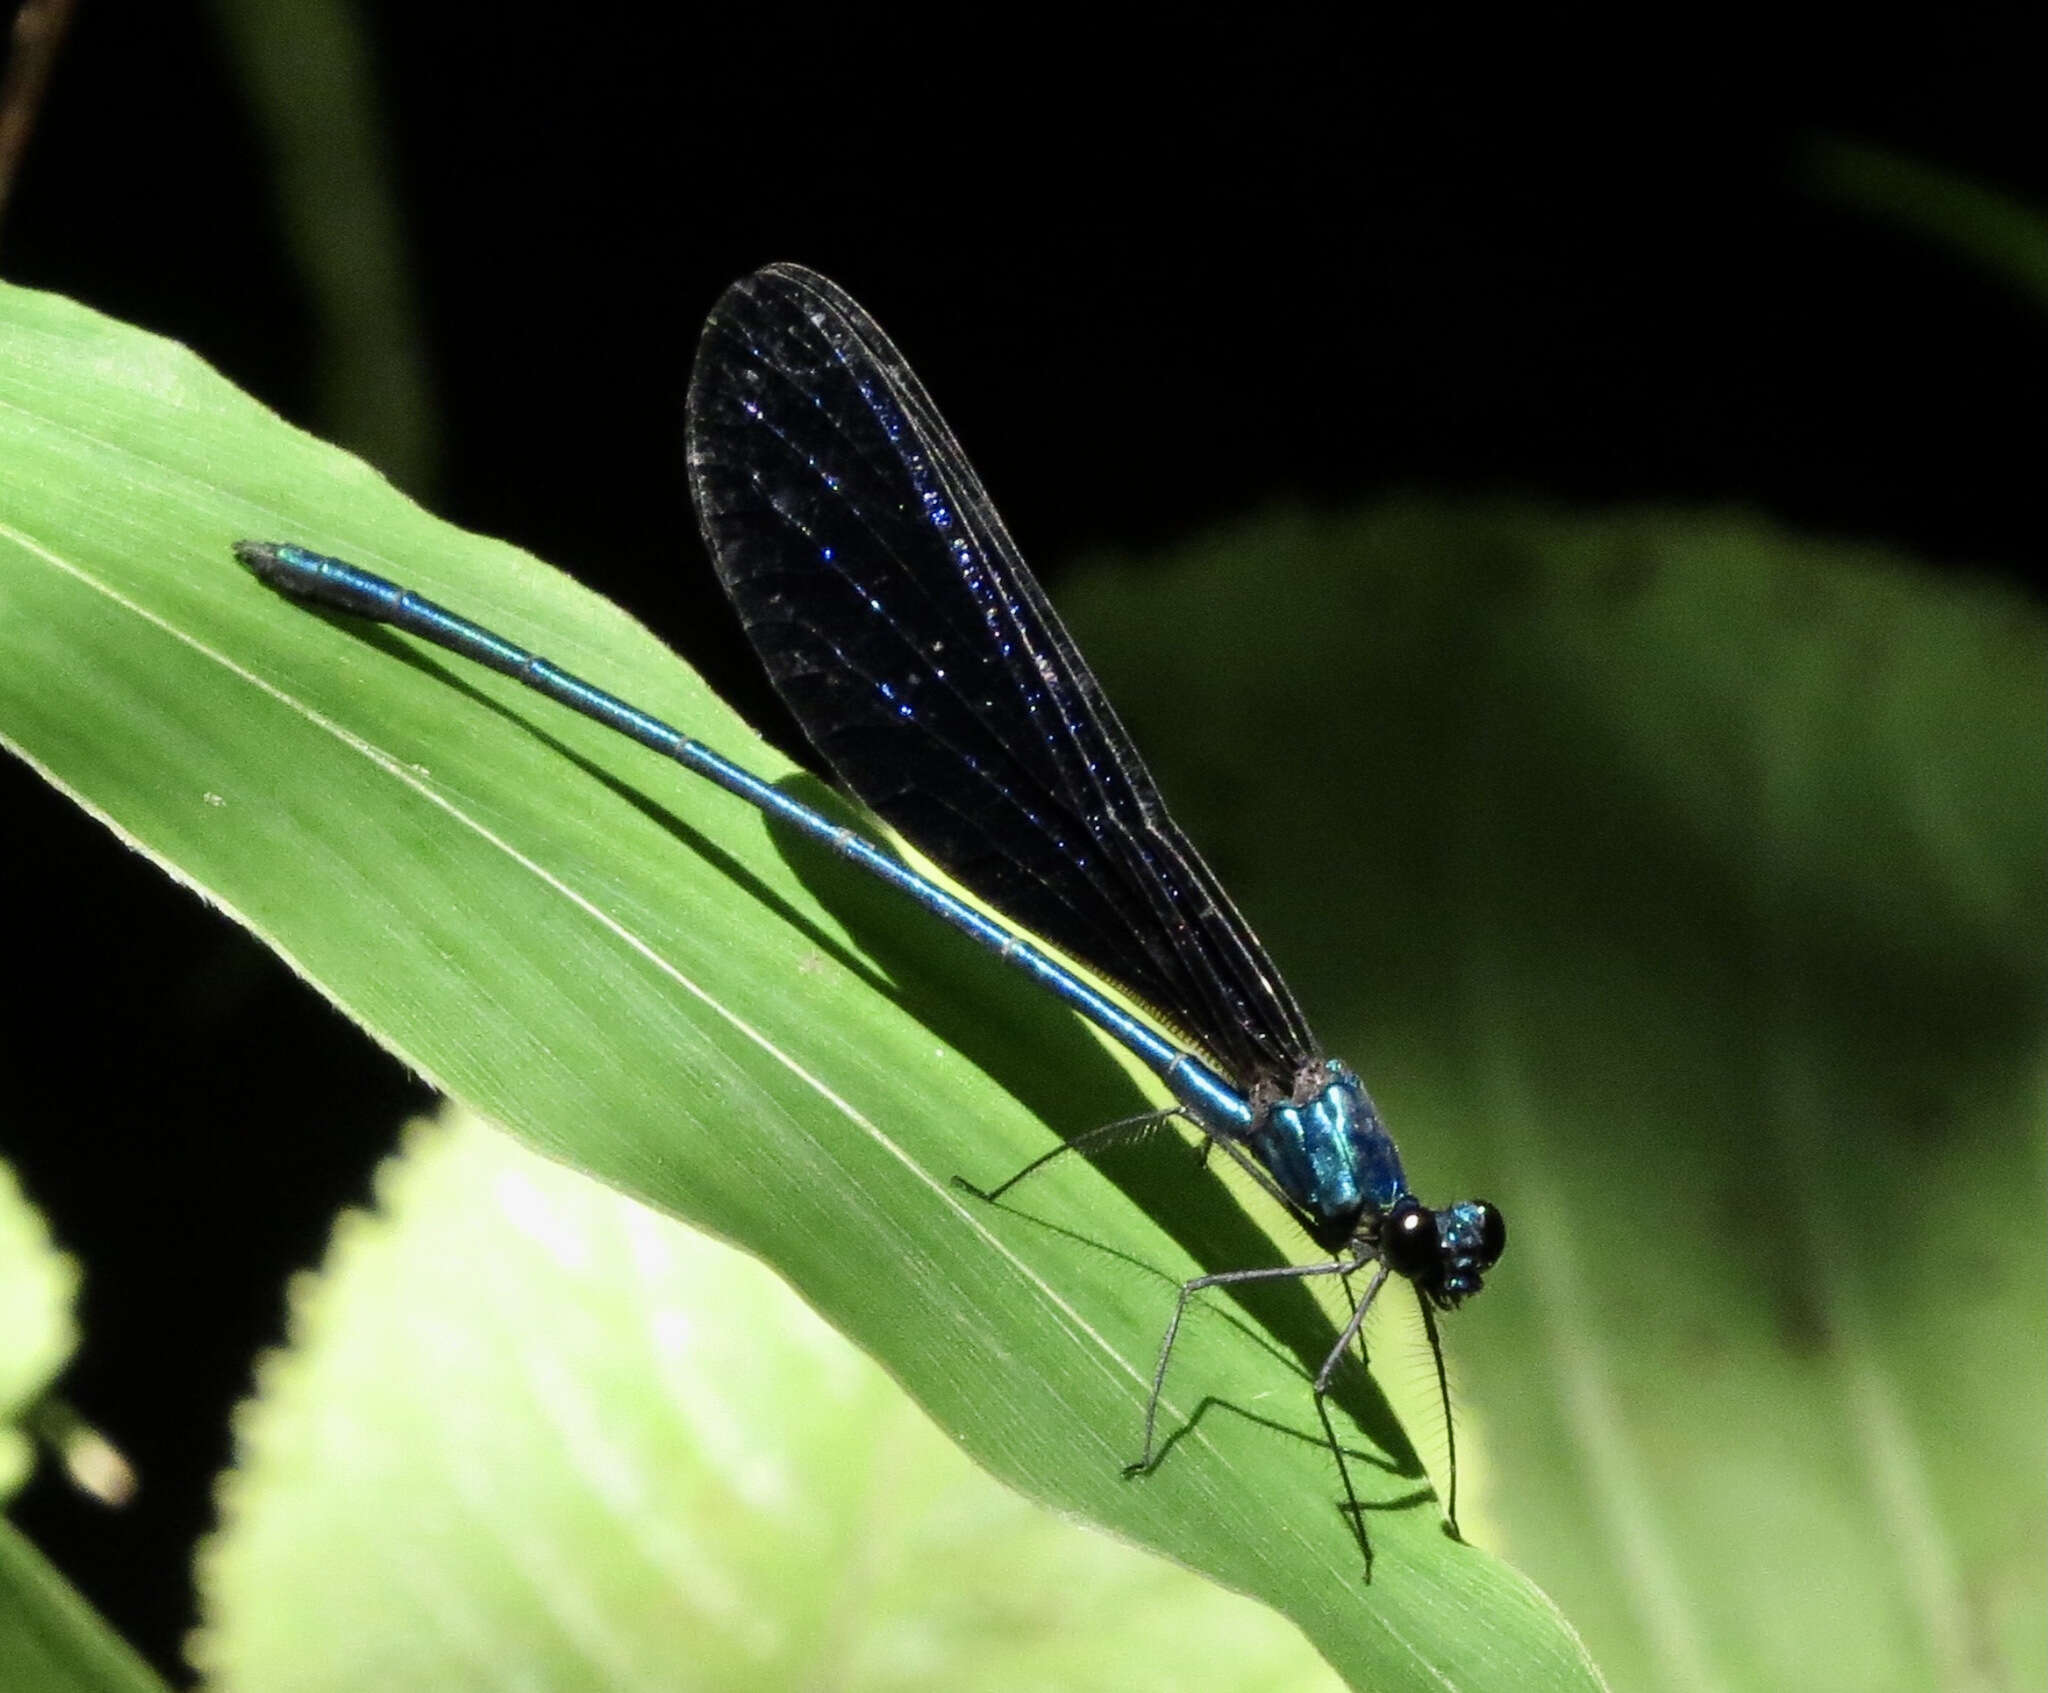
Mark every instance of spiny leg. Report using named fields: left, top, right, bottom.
left=1125, top=1253, right=1371, bottom=1477
left=951, top=1106, right=1188, bottom=1203
left=1314, top=1262, right=1390, bottom=1395
left=1310, top=1392, right=1372, bottom=1579
left=1312, top=1261, right=1391, bottom=1576
left=1417, top=1288, right=1461, bottom=1536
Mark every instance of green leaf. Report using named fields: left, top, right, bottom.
left=1059, top=506, right=2048, bottom=1692
left=0, top=1519, right=169, bottom=1693
left=196, top=1105, right=1349, bottom=1690
left=0, top=283, right=1597, bottom=1690
left=0, top=1158, right=80, bottom=1499
left=1802, top=136, right=2048, bottom=313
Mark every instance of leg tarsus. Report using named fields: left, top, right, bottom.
left=1314, top=1386, right=1374, bottom=1580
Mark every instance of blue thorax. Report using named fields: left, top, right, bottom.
left=1173, top=1059, right=1408, bottom=1252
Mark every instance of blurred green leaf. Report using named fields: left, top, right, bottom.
left=0, top=1157, right=79, bottom=1500
left=215, top=0, right=438, bottom=490
left=0, top=283, right=1597, bottom=1691
left=195, top=1105, right=1349, bottom=1691
left=1804, top=136, right=2048, bottom=312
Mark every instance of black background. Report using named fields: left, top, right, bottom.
left=1, top=7, right=2041, bottom=1679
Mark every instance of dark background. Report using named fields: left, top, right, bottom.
left=1, top=7, right=2041, bottom=1679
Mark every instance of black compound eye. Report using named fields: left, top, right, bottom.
left=1474, top=1201, right=1507, bottom=1268
left=1380, top=1200, right=1439, bottom=1281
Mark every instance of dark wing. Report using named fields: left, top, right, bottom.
left=684, top=264, right=1318, bottom=1088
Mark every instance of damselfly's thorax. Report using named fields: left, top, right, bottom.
left=1233, top=1058, right=1506, bottom=1293
left=1234, top=1059, right=1403, bottom=1250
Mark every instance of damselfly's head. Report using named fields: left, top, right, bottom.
left=1379, top=1196, right=1507, bottom=1310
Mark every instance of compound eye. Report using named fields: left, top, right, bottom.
left=1380, top=1200, right=1439, bottom=1281
left=1473, top=1201, right=1507, bottom=1268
